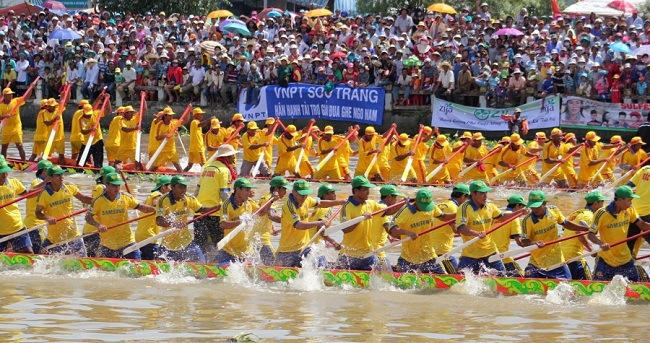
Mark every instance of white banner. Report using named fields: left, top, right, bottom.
left=431, top=96, right=561, bottom=131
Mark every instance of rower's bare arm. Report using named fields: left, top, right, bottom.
left=317, top=199, right=346, bottom=208
left=85, top=212, right=107, bottom=232
left=457, top=224, right=485, bottom=238
left=35, top=206, right=56, bottom=225
left=439, top=213, right=455, bottom=221
left=578, top=234, right=592, bottom=251
left=136, top=203, right=156, bottom=213
left=268, top=210, right=281, bottom=223
left=463, top=157, right=478, bottom=163
left=74, top=192, right=94, bottom=205
left=387, top=225, right=417, bottom=240
left=562, top=220, right=589, bottom=232
left=199, top=205, right=221, bottom=214
left=500, top=208, right=528, bottom=221
left=636, top=219, right=650, bottom=232
left=587, top=232, right=609, bottom=251
left=294, top=219, right=323, bottom=230
left=220, top=220, right=241, bottom=230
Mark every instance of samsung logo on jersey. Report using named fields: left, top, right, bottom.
left=606, top=221, right=630, bottom=229
left=410, top=220, right=432, bottom=229
left=534, top=223, right=557, bottom=236
left=51, top=198, right=71, bottom=207
left=102, top=209, right=125, bottom=215
left=471, top=218, right=492, bottom=226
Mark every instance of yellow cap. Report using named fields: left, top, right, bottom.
left=585, top=131, right=601, bottom=142
left=472, top=132, right=485, bottom=140
left=364, top=126, right=376, bottom=135
left=210, top=118, right=221, bottom=129
left=192, top=107, right=205, bottom=115
left=631, top=136, right=646, bottom=145
left=124, top=105, right=136, bottom=113
left=398, top=133, right=411, bottom=145
left=39, top=99, right=47, bottom=107
left=265, top=118, right=275, bottom=125
left=232, top=113, right=244, bottom=122
left=436, top=135, right=448, bottom=145
left=510, top=133, right=522, bottom=145
left=116, top=106, right=125, bottom=113
left=499, top=136, right=511, bottom=143
left=78, top=99, right=90, bottom=107
left=247, top=121, right=259, bottom=130
left=2, top=88, right=14, bottom=95
left=535, top=132, right=548, bottom=140
left=286, top=124, right=299, bottom=136
left=461, top=131, right=473, bottom=140
left=163, top=106, right=175, bottom=115
left=46, top=98, right=57, bottom=107
left=83, top=104, right=93, bottom=114
left=564, top=133, right=576, bottom=142
left=610, top=135, right=624, bottom=144
left=323, top=125, right=334, bottom=134
left=551, top=128, right=563, bottom=137
left=423, top=126, right=433, bottom=134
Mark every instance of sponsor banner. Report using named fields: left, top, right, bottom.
left=237, top=83, right=384, bottom=125
left=431, top=96, right=560, bottom=131
left=561, top=96, right=646, bottom=132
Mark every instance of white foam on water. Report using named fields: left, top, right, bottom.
left=449, top=269, right=492, bottom=296
left=148, top=262, right=200, bottom=285
left=545, top=282, right=577, bottom=305
left=368, top=273, right=402, bottom=292
left=587, top=275, right=629, bottom=306
left=287, top=242, right=329, bottom=292
left=224, top=260, right=254, bottom=286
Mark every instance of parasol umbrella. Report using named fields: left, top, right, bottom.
left=607, top=0, right=637, bottom=13
left=610, top=41, right=633, bottom=54
left=427, top=3, right=457, bottom=14
left=223, top=23, right=251, bottom=36
left=258, top=7, right=284, bottom=20
left=403, top=55, right=423, bottom=67
left=207, top=10, right=234, bottom=19
left=219, top=18, right=245, bottom=31
left=267, top=10, right=282, bottom=18
left=330, top=51, right=346, bottom=59
left=633, top=45, right=650, bottom=56
left=306, top=8, right=333, bottom=17
left=42, top=0, right=66, bottom=10
left=47, top=28, right=82, bottom=41
left=199, top=40, right=226, bottom=54
left=494, top=28, right=524, bottom=36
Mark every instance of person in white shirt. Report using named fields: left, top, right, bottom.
left=203, top=65, right=222, bottom=105
left=14, top=52, right=29, bottom=94
left=181, top=59, right=205, bottom=101
left=118, top=61, right=137, bottom=100
left=81, top=58, right=100, bottom=102
left=394, top=9, right=413, bottom=35
left=392, top=68, right=413, bottom=106
left=435, top=61, right=454, bottom=101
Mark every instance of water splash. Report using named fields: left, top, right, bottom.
left=587, top=275, right=629, bottom=306
left=287, top=242, right=330, bottom=292
left=224, top=261, right=254, bottom=286
left=148, top=261, right=200, bottom=285
left=545, top=282, right=577, bottom=305
left=449, top=269, right=492, bottom=296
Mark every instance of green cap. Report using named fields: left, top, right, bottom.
left=615, top=186, right=640, bottom=199
left=0, top=160, right=11, bottom=173
left=170, top=175, right=189, bottom=186
left=527, top=190, right=547, bottom=208
left=46, top=165, right=65, bottom=176
left=415, top=189, right=435, bottom=212
left=269, top=176, right=291, bottom=189
left=585, top=190, right=607, bottom=204
left=452, top=183, right=470, bottom=195
left=152, top=175, right=171, bottom=192
left=469, top=180, right=492, bottom=193
left=351, top=176, right=376, bottom=188
left=37, top=160, right=53, bottom=171
left=507, top=194, right=526, bottom=206
left=380, top=185, right=404, bottom=197
left=96, top=166, right=116, bottom=182
left=234, top=177, right=255, bottom=189
left=292, top=179, right=312, bottom=195
left=104, top=172, right=125, bottom=185
left=318, top=183, right=339, bottom=197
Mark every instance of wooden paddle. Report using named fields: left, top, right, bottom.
left=0, top=188, right=41, bottom=211
left=426, top=143, right=468, bottom=182
left=363, top=219, right=454, bottom=258
left=323, top=199, right=406, bottom=236
left=295, top=119, right=316, bottom=174
left=42, top=83, right=74, bottom=159
left=436, top=211, right=525, bottom=263
left=0, top=208, right=88, bottom=245
left=363, top=125, right=396, bottom=178
left=401, top=125, right=424, bottom=182
left=300, top=205, right=344, bottom=253
left=145, top=104, right=192, bottom=170
left=316, top=126, right=358, bottom=171
left=206, top=124, right=243, bottom=163
left=612, top=155, right=650, bottom=188
left=134, top=91, right=147, bottom=163
left=45, top=212, right=154, bottom=251
left=251, top=120, right=279, bottom=177
left=538, top=144, right=584, bottom=184
left=0, top=76, right=40, bottom=132
left=78, top=96, right=109, bottom=166
left=457, top=144, right=505, bottom=180
left=588, top=146, right=624, bottom=186
left=123, top=207, right=220, bottom=255
left=489, top=156, right=538, bottom=185
left=488, top=232, right=589, bottom=263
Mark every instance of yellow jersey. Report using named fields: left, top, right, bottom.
left=105, top=115, right=122, bottom=147
left=83, top=184, right=105, bottom=234
left=542, top=142, right=564, bottom=177
left=0, top=178, right=26, bottom=235
left=189, top=119, right=205, bottom=153
left=196, top=160, right=231, bottom=217
left=35, top=183, right=80, bottom=244
left=34, top=110, right=49, bottom=142
left=148, top=119, right=161, bottom=154
left=155, top=119, right=178, bottom=152
left=578, top=144, right=601, bottom=181
left=521, top=206, right=566, bottom=269
left=630, top=166, right=650, bottom=215
left=156, top=193, right=203, bottom=251
left=308, top=206, right=331, bottom=245
left=369, top=201, right=392, bottom=258
left=70, top=109, right=84, bottom=143
left=0, top=97, right=25, bottom=137
left=491, top=208, right=522, bottom=264
left=135, top=191, right=163, bottom=242
left=621, top=148, right=648, bottom=169
left=225, top=126, right=241, bottom=151
left=591, top=202, right=640, bottom=267
left=393, top=200, right=444, bottom=264
left=431, top=198, right=459, bottom=255
left=254, top=194, right=276, bottom=247
left=120, top=115, right=138, bottom=149
left=79, top=111, right=104, bottom=144
left=340, top=197, right=383, bottom=258
left=205, top=128, right=227, bottom=149
left=278, top=194, right=319, bottom=253
left=242, top=131, right=263, bottom=162
left=562, top=207, right=595, bottom=260
left=355, top=136, right=380, bottom=175
left=221, top=195, right=259, bottom=257
left=389, top=141, right=413, bottom=177
left=24, top=177, right=46, bottom=229
left=88, top=191, right=140, bottom=250
left=456, top=200, right=502, bottom=258
left=317, top=137, right=341, bottom=172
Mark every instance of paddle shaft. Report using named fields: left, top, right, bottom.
left=427, top=143, right=468, bottom=182
left=612, top=155, right=650, bottom=187
left=135, top=92, right=147, bottom=163
left=207, top=124, right=243, bottom=163
left=252, top=122, right=279, bottom=177
left=216, top=196, right=277, bottom=250
left=323, top=199, right=406, bottom=236
left=300, top=205, right=345, bottom=252
left=589, top=146, right=623, bottom=185
left=538, top=144, right=583, bottom=184
left=401, top=125, right=425, bottom=182
left=364, top=126, right=396, bottom=178
left=145, top=104, right=192, bottom=170
left=0, top=77, right=40, bottom=130
left=0, top=188, right=41, bottom=210
left=78, top=96, right=109, bottom=166
left=490, top=156, right=538, bottom=185
left=488, top=231, right=589, bottom=263
left=316, top=128, right=358, bottom=171
left=457, top=145, right=504, bottom=179
left=43, top=83, right=73, bottom=159
left=0, top=208, right=88, bottom=245
left=364, top=219, right=454, bottom=258
left=295, top=121, right=315, bottom=173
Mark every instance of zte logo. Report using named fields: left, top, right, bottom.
left=643, top=173, right=650, bottom=181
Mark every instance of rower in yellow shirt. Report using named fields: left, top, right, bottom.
left=413, top=126, right=434, bottom=183
left=484, top=136, right=510, bottom=179
left=85, top=172, right=155, bottom=259
left=135, top=176, right=171, bottom=260
left=620, top=137, right=648, bottom=184
left=521, top=132, right=546, bottom=184
left=224, top=113, right=245, bottom=167
left=456, top=181, right=528, bottom=275
left=262, top=118, right=278, bottom=169
left=389, top=133, right=417, bottom=182
left=274, top=125, right=301, bottom=177
left=388, top=188, right=455, bottom=273
left=240, top=121, right=271, bottom=177
left=105, top=106, right=124, bottom=166
left=256, top=176, right=290, bottom=265
left=378, top=134, right=394, bottom=181
left=151, top=107, right=188, bottom=172
left=597, top=135, right=624, bottom=183
left=23, top=160, right=52, bottom=253
left=577, top=131, right=614, bottom=188
left=355, top=125, right=394, bottom=181
left=541, top=128, right=569, bottom=188
left=0, top=159, right=33, bottom=253
left=561, top=191, right=605, bottom=280
left=307, top=183, right=342, bottom=249
left=29, top=99, right=49, bottom=161
left=296, top=128, right=317, bottom=178
left=115, top=106, right=142, bottom=169
left=217, top=178, right=261, bottom=264
left=493, top=195, right=526, bottom=276
left=275, top=180, right=344, bottom=267
left=336, top=128, right=357, bottom=181
left=39, top=98, right=65, bottom=163
left=0, top=87, right=29, bottom=160
left=35, top=165, right=94, bottom=256
left=148, top=110, right=165, bottom=162
left=520, top=190, right=588, bottom=279
left=156, top=176, right=220, bottom=263
left=315, top=125, right=345, bottom=180
left=205, top=118, right=227, bottom=157
left=430, top=184, right=469, bottom=274
left=70, top=100, right=89, bottom=160
left=184, top=107, right=212, bottom=172
left=427, top=135, right=453, bottom=184
left=587, top=186, right=650, bottom=281
left=462, top=133, right=489, bottom=182
left=447, top=132, right=472, bottom=179
left=497, top=133, right=536, bottom=185
left=82, top=166, right=115, bottom=257
left=78, top=97, right=112, bottom=168
left=561, top=133, right=580, bottom=188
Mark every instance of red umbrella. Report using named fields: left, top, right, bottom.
left=330, top=51, right=346, bottom=59
left=608, top=0, right=637, bottom=13
left=42, top=0, right=66, bottom=10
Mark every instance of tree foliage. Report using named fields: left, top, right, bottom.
left=100, top=0, right=232, bottom=16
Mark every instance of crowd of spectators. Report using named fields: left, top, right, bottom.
left=2, top=3, right=650, bottom=109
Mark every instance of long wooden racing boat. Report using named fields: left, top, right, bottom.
left=6, top=157, right=591, bottom=192
left=0, top=252, right=646, bottom=300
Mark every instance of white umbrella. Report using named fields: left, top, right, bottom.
left=633, top=45, right=650, bottom=56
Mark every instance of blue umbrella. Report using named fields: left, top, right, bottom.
left=219, top=19, right=245, bottom=31
left=223, top=23, right=251, bottom=36
left=609, top=41, right=632, bottom=55
left=47, top=28, right=82, bottom=41
left=267, top=10, right=282, bottom=18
